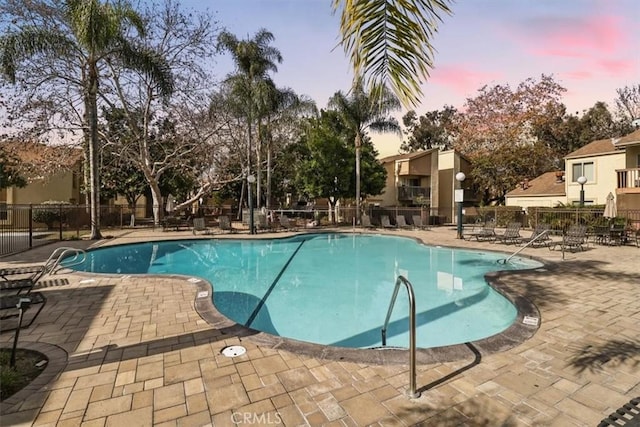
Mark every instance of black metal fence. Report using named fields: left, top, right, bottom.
left=2, top=203, right=639, bottom=256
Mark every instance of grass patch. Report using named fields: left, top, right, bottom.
left=0, top=348, right=48, bottom=401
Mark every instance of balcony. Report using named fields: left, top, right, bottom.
left=397, top=185, right=430, bottom=202
left=616, top=168, right=640, bottom=194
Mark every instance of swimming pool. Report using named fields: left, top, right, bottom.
left=68, top=233, right=542, bottom=350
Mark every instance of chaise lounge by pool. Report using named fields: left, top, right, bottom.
left=66, top=233, right=543, bottom=361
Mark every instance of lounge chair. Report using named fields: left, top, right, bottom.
left=218, top=215, right=236, bottom=233
left=280, top=215, right=298, bottom=231
left=361, top=214, right=375, bottom=228
left=1, top=262, right=51, bottom=295
left=380, top=215, right=396, bottom=229
left=192, top=217, right=211, bottom=235
left=549, top=224, right=588, bottom=252
left=411, top=215, right=429, bottom=230
left=494, top=222, right=522, bottom=245
left=466, top=221, right=496, bottom=241
left=520, top=223, right=552, bottom=248
left=396, top=215, right=411, bottom=229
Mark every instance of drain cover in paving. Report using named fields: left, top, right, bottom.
left=221, top=345, right=246, bottom=357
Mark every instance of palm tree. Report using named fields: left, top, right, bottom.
left=332, top=0, right=452, bottom=108
left=329, top=80, right=401, bottom=224
left=217, top=29, right=283, bottom=209
left=0, top=0, right=173, bottom=239
left=259, top=87, right=317, bottom=211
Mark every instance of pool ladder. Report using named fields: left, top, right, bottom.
left=44, top=247, right=87, bottom=275
left=381, top=275, right=420, bottom=398
left=497, top=229, right=549, bottom=264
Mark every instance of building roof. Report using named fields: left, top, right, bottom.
left=0, top=140, right=83, bottom=182
left=505, top=171, right=566, bottom=198
left=565, top=138, right=618, bottom=159
left=613, top=127, right=640, bottom=147
left=379, top=149, right=436, bottom=164
left=379, top=148, right=472, bottom=164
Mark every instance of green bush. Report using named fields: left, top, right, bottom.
left=32, top=201, right=70, bottom=230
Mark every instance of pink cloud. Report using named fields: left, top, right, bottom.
left=596, top=59, right=636, bottom=76
left=429, top=65, right=502, bottom=97
left=563, top=70, right=592, bottom=80
left=516, top=14, right=628, bottom=59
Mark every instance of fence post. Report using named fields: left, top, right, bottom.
left=58, top=204, right=63, bottom=241
left=29, top=204, right=33, bottom=249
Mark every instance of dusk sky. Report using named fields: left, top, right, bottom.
left=185, top=0, right=639, bottom=156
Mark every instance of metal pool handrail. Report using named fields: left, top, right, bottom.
left=498, top=229, right=549, bottom=264
left=381, top=275, right=420, bottom=398
left=45, top=247, right=87, bottom=274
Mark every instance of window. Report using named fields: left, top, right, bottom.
left=572, top=161, right=594, bottom=182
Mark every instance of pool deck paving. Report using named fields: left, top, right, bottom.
left=0, top=226, right=638, bottom=426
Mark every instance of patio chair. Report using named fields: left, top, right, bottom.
left=218, top=215, right=236, bottom=233
left=520, top=223, right=552, bottom=248
left=396, top=215, right=411, bottom=229
left=280, top=215, right=298, bottom=231
left=549, top=224, right=588, bottom=252
left=192, top=217, right=211, bottom=235
left=466, top=221, right=496, bottom=241
left=0, top=261, right=52, bottom=295
left=256, top=213, right=271, bottom=233
left=493, top=222, right=522, bottom=245
left=380, top=215, right=396, bottom=229
left=411, top=215, right=429, bottom=230
left=597, top=396, right=639, bottom=427
left=361, top=214, right=375, bottom=228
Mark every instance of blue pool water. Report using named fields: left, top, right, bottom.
left=67, top=234, right=541, bottom=349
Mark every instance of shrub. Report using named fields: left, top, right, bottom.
left=32, top=201, right=70, bottom=230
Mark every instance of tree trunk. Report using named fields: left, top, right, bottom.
left=87, top=63, right=102, bottom=240
left=256, top=126, right=262, bottom=209
left=328, top=199, right=336, bottom=224
left=355, top=133, right=362, bottom=226
left=149, top=181, right=163, bottom=226
left=266, top=138, right=272, bottom=211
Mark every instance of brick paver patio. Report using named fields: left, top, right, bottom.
left=1, top=226, right=638, bottom=426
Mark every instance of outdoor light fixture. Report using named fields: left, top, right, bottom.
left=247, top=174, right=256, bottom=234
left=577, top=175, right=587, bottom=207
left=455, top=172, right=466, bottom=239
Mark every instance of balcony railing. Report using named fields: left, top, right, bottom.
left=397, top=185, right=430, bottom=202
left=616, top=168, right=640, bottom=190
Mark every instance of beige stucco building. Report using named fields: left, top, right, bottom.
left=374, top=149, right=474, bottom=223
left=1, top=141, right=84, bottom=226
left=505, top=128, right=640, bottom=211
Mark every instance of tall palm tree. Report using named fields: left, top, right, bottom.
left=332, top=0, right=452, bottom=108
left=329, top=80, right=401, bottom=224
left=217, top=29, right=282, bottom=209
left=0, top=0, right=173, bottom=239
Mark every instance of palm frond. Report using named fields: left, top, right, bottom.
left=119, top=40, right=174, bottom=97
left=333, top=0, right=452, bottom=108
left=0, top=27, right=74, bottom=83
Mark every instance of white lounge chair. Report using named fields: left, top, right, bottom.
left=380, top=215, right=396, bottom=229
left=396, top=215, right=411, bottom=229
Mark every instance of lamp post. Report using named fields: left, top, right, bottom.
left=247, top=174, right=256, bottom=234
left=577, top=175, right=587, bottom=207
left=455, top=172, right=466, bottom=239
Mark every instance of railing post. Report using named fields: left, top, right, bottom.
left=381, top=276, right=420, bottom=398
left=28, top=204, right=33, bottom=249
